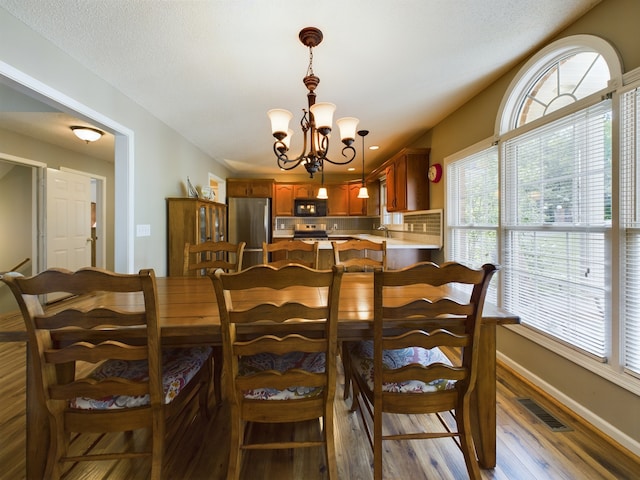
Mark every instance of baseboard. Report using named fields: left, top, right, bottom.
left=497, top=352, right=640, bottom=458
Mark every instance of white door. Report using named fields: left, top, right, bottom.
left=46, top=168, right=92, bottom=270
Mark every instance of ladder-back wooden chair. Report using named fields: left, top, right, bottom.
left=183, top=240, right=245, bottom=276
left=211, top=264, right=344, bottom=480
left=345, top=262, right=498, bottom=480
left=262, top=240, right=320, bottom=268
left=1, top=267, right=213, bottom=480
left=333, top=238, right=387, bottom=401
left=183, top=240, right=246, bottom=406
left=331, top=238, right=387, bottom=272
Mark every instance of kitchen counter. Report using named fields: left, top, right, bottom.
left=272, top=232, right=440, bottom=250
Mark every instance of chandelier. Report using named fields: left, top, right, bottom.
left=268, top=27, right=359, bottom=178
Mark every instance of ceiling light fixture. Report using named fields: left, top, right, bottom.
left=357, top=130, right=370, bottom=199
left=268, top=27, right=359, bottom=179
left=70, top=126, right=104, bottom=143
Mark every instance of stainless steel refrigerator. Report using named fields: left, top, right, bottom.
left=228, top=197, right=271, bottom=269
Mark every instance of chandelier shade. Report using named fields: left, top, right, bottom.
left=267, top=109, right=294, bottom=140
left=268, top=27, right=360, bottom=178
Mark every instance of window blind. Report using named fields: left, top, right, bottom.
left=447, top=147, right=499, bottom=303
left=621, top=88, right=640, bottom=376
left=502, top=100, right=611, bottom=359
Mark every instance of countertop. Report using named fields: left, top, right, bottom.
left=272, top=232, right=440, bottom=250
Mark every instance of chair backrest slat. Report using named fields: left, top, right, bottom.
left=262, top=240, right=320, bottom=269
left=332, top=239, right=387, bottom=271
left=184, top=241, right=246, bottom=276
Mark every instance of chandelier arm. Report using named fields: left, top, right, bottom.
left=277, top=155, right=307, bottom=171
left=322, top=145, right=357, bottom=166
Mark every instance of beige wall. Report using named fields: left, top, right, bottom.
left=409, top=0, right=640, bottom=451
left=0, top=7, right=231, bottom=276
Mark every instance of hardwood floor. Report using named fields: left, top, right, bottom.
left=1, top=316, right=639, bottom=479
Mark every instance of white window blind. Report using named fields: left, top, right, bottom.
left=447, top=147, right=499, bottom=303
left=502, top=100, right=611, bottom=359
left=621, top=87, right=640, bottom=376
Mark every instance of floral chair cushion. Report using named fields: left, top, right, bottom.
left=238, top=351, right=325, bottom=400
left=70, top=346, right=212, bottom=410
left=348, top=341, right=455, bottom=393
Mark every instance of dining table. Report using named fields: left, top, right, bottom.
left=6, top=272, right=519, bottom=479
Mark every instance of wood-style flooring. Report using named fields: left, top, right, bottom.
left=1, top=314, right=639, bottom=479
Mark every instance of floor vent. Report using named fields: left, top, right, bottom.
left=516, top=398, right=573, bottom=432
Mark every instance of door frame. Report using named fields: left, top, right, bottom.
left=0, top=60, right=134, bottom=272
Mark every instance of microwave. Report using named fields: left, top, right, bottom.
left=294, top=198, right=327, bottom=217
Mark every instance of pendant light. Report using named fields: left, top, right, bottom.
left=357, top=130, right=369, bottom=199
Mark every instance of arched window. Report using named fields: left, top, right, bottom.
left=497, top=35, right=621, bottom=359
left=516, top=51, right=610, bottom=126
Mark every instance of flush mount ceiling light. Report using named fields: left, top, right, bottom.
left=268, top=27, right=360, bottom=179
left=70, top=126, right=104, bottom=143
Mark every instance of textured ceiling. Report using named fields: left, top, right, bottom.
left=0, top=0, right=601, bottom=174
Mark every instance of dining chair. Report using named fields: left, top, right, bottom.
left=211, top=264, right=344, bottom=480
left=262, top=239, right=320, bottom=268
left=345, top=261, right=498, bottom=480
left=331, top=238, right=387, bottom=272
left=333, top=238, right=387, bottom=402
left=183, top=240, right=246, bottom=276
left=1, top=267, right=213, bottom=480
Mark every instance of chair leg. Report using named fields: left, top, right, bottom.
left=341, top=342, right=352, bottom=400
left=324, top=410, right=339, bottom=479
left=198, top=354, right=213, bottom=419
left=227, top=405, right=243, bottom=480
left=212, top=345, right=223, bottom=406
left=373, top=405, right=383, bottom=480
left=457, top=404, right=481, bottom=480
left=47, top=418, right=66, bottom=480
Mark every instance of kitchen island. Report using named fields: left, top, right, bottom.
left=272, top=233, right=440, bottom=269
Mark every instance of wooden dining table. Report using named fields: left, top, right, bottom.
left=11, top=272, right=518, bottom=479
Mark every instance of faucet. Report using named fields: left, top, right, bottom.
left=376, top=225, right=390, bottom=238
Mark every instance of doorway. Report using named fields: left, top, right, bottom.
left=0, top=63, right=134, bottom=272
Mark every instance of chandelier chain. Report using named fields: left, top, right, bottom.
left=307, top=46, right=314, bottom=77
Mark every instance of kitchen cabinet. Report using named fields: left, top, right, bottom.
left=226, top=178, right=274, bottom=198
left=275, top=183, right=319, bottom=216
left=348, top=182, right=367, bottom=216
left=167, top=197, right=227, bottom=276
left=274, top=184, right=294, bottom=216
left=294, top=183, right=317, bottom=198
left=327, top=183, right=349, bottom=216
left=385, top=148, right=430, bottom=212
left=366, top=180, right=380, bottom=216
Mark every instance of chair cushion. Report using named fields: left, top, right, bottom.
left=348, top=341, right=455, bottom=393
left=69, top=346, right=212, bottom=410
left=238, top=351, right=325, bottom=400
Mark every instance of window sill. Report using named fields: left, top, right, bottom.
left=502, top=324, right=640, bottom=397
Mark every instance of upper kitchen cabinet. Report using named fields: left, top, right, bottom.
left=227, top=178, right=274, bottom=198
left=274, top=183, right=294, bottom=216
left=384, top=148, right=430, bottom=212
left=294, top=183, right=317, bottom=199
left=366, top=180, right=380, bottom=216
left=348, top=181, right=367, bottom=216
left=327, top=183, right=349, bottom=216
left=166, top=197, right=227, bottom=276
